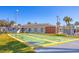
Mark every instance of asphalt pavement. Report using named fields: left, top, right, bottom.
left=35, top=40, right=79, bottom=53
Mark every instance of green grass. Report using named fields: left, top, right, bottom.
left=0, top=34, right=34, bottom=53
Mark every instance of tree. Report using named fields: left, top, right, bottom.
left=0, top=19, right=10, bottom=27
left=63, top=16, right=72, bottom=25
left=18, top=24, right=21, bottom=26
left=27, top=22, right=31, bottom=24
left=74, top=21, right=79, bottom=34
left=0, top=20, right=16, bottom=27
left=75, top=21, right=79, bottom=26
left=35, top=22, right=37, bottom=24
left=9, top=21, right=16, bottom=26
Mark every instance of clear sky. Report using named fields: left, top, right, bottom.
left=0, top=6, right=79, bottom=25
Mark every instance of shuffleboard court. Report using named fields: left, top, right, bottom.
left=11, top=34, right=54, bottom=47
left=10, top=33, right=79, bottom=47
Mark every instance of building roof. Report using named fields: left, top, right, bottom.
left=22, top=23, right=55, bottom=28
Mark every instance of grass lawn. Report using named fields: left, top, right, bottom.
left=0, top=34, right=34, bottom=53
left=10, top=33, right=79, bottom=47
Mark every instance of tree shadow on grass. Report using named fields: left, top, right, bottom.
left=0, top=41, right=35, bottom=53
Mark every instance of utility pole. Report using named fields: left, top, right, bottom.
left=56, top=16, right=60, bottom=34
left=56, top=16, right=60, bottom=25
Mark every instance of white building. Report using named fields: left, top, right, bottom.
left=21, top=23, right=52, bottom=33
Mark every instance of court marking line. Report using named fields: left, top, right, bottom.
left=26, top=34, right=79, bottom=47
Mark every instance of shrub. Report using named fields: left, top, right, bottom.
left=54, top=34, right=66, bottom=37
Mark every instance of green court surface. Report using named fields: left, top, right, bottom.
left=10, top=33, right=79, bottom=47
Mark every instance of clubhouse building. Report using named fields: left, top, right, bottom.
left=21, top=23, right=58, bottom=34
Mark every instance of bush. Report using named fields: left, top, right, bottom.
left=54, top=34, right=66, bottom=37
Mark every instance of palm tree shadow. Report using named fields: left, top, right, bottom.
left=0, top=41, right=34, bottom=53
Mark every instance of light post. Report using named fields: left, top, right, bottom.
left=16, top=9, right=20, bottom=24
left=15, top=9, right=21, bottom=33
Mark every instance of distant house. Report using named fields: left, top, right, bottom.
left=62, top=24, right=75, bottom=35
left=0, top=24, right=19, bottom=33
left=0, top=27, right=8, bottom=32
left=74, top=25, right=79, bottom=35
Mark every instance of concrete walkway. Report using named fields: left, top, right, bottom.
left=35, top=40, right=79, bottom=53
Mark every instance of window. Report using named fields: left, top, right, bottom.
left=28, top=28, right=31, bottom=32
left=41, top=28, right=43, bottom=32
left=34, top=28, right=37, bottom=32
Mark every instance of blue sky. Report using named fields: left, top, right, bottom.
left=0, top=6, right=79, bottom=25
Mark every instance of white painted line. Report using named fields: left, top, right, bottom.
left=27, top=34, right=57, bottom=43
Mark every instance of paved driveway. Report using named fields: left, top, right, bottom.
left=35, top=40, right=79, bottom=53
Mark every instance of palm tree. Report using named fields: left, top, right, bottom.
left=63, top=16, right=72, bottom=26
left=63, top=16, right=73, bottom=35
